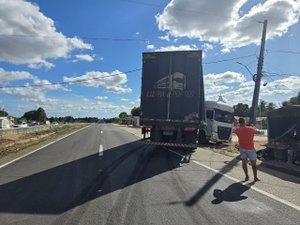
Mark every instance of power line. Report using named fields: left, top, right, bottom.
left=0, top=34, right=267, bottom=45
left=0, top=68, right=142, bottom=89
left=203, top=54, right=256, bottom=64
left=0, top=54, right=257, bottom=89
left=266, top=49, right=300, bottom=55
left=264, top=71, right=300, bottom=77
left=264, top=72, right=295, bottom=91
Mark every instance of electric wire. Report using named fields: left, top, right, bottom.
left=0, top=54, right=257, bottom=89
left=0, top=68, right=142, bottom=89
left=266, top=49, right=300, bottom=55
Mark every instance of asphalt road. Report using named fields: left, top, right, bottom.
left=0, top=124, right=299, bottom=225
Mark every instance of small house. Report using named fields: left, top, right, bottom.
left=0, top=117, right=10, bottom=129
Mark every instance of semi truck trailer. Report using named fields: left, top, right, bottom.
left=140, top=50, right=205, bottom=149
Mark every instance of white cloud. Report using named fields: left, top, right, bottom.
left=155, top=44, right=198, bottom=51
left=0, top=0, right=92, bottom=68
left=261, top=76, right=300, bottom=96
left=74, top=54, right=94, bottom=62
left=205, top=71, right=246, bottom=83
left=63, top=70, right=132, bottom=94
left=147, top=44, right=155, bottom=49
left=28, top=61, right=55, bottom=69
left=95, top=96, right=108, bottom=100
left=0, top=68, right=69, bottom=103
left=204, top=71, right=246, bottom=94
left=206, top=75, right=300, bottom=106
left=1, top=86, right=59, bottom=104
left=156, top=0, right=300, bottom=51
left=0, top=67, right=34, bottom=83
left=120, top=98, right=129, bottom=101
left=204, top=71, right=251, bottom=104
left=158, top=34, right=170, bottom=41
left=202, top=43, right=214, bottom=51
left=106, top=86, right=132, bottom=94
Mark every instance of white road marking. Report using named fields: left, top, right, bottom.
left=0, top=125, right=90, bottom=169
left=168, top=149, right=300, bottom=212
left=99, top=144, right=104, bottom=157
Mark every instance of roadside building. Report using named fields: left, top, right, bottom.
left=120, top=116, right=134, bottom=125
left=8, top=117, right=14, bottom=127
left=0, top=117, right=10, bottom=129
left=133, top=116, right=140, bottom=127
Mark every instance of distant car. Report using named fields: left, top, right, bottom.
left=13, top=122, right=28, bottom=128
left=28, top=121, right=39, bottom=126
left=52, top=122, right=59, bottom=125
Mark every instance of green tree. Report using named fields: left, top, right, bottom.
left=49, top=117, right=58, bottom=123
left=22, top=107, right=47, bottom=123
left=289, top=92, right=300, bottom=105
left=112, top=117, right=120, bottom=123
left=22, top=110, right=38, bottom=121
left=37, top=107, right=47, bottom=124
left=0, top=110, right=8, bottom=117
left=282, top=92, right=300, bottom=106
left=65, top=116, right=74, bottom=123
left=258, top=100, right=267, bottom=116
left=119, top=112, right=128, bottom=119
left=266, top=102, right=276, bottom=112
left=282, top=101, right=290, bottom=107
left=131, top=106, right=141, bottom=116
left=233, top=103, right=250, bottom=117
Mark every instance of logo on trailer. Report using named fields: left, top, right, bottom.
left=156, top=72, right=186, bottom=91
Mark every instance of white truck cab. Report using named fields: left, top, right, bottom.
left=203, top=101, right=234, bottom=143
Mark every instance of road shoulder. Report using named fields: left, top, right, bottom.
left=117, top=124, right=300, bottom=209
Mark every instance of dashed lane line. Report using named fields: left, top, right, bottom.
left=99, top=144, right=104, bottom=157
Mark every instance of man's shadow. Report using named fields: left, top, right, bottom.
left=211, top=182, right=255, bottom=204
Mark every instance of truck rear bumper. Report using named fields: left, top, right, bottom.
left=143, top=140, right=197, bottom=149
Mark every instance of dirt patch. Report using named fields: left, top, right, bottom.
left=206, top=139, right=268, bottom=157
left=0, top=124, right=88, bottom=158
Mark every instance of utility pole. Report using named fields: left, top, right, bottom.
left=250, top=19, right=267, bottom=125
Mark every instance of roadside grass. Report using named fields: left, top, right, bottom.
left=0, top=124, right=89, bottom=158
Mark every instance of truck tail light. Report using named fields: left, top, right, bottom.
left=184, top=127, right=197, bottom=132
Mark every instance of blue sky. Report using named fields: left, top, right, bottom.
left=0, top=0, right=299, bottom=118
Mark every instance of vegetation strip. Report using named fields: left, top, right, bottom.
left=0, top=124, right=88, bottom=158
